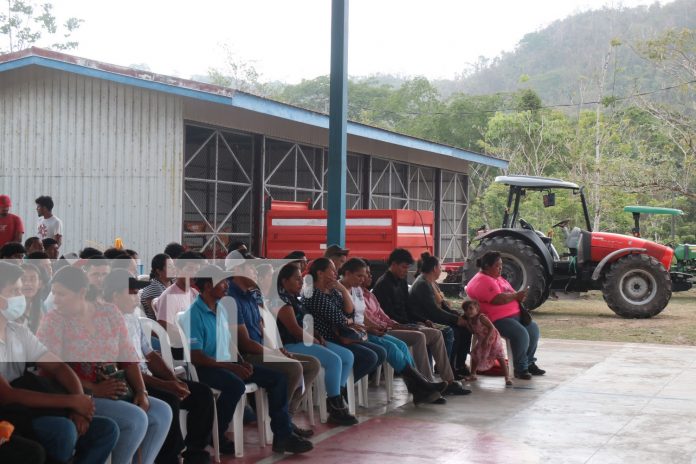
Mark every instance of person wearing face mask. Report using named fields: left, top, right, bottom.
left=0, top=261, right=119, bottom=464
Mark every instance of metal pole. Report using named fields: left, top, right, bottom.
left=327, top=0, right=348, bottom=247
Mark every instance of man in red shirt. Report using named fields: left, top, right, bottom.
left=0, top=195, right=24, bottom=248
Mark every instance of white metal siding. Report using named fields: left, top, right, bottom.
left=0, top=66, right=184, bottom=263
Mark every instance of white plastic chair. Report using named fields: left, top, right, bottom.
left=175, top=311, right=269, bottom=457
left=346, top=371, right=357, bottom=416
left=373, top=362, right=394, bottom=402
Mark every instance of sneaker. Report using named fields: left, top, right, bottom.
left=443, top=382, right=472, bottom=396
left=528, top=363, right=546, bottom=376
left=272, top=433, right=314, bottom=454
left=292, top=422, right=314, bottom=438
left=514, top=371, right=532, bottom=380
left=431, top=396, right=447, bottom=405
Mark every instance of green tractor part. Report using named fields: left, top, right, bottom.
left=623, top=206, right=694, bottom=292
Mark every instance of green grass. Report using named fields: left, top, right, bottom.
left=453, top=289, right=696, bottom=346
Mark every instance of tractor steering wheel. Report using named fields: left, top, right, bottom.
left=552, top=219, right=571, bottom=228
left=519, top=218, right=536, bottom=232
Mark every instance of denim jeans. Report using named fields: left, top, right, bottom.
left=341, top=341, right=384, bottom=381
left=440, top=326, right=454, bottom=360
left=493, top=316, right=540, bottom=374
left=366, top=333, right=414, bottom=373
left=94, top=396, right=172, bottom=464
left=285, top=341, right=354, bottom=397
left=196, top=363, right=292, bottom=444
left=32, top=415, right=119, bottom=464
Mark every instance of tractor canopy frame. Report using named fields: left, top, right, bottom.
left=498, top=175, right=593, bottom=232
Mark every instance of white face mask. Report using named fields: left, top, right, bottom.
left=1, top=295, right=27, bottom=322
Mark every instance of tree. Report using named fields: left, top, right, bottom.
left=208, top=45, right=271, bottom=96
left=0, top=0, right=82, bottom=54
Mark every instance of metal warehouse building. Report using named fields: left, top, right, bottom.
left=0, top=48, right=507, bottom=263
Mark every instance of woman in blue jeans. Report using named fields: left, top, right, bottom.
left=274, top=262, right=358, bottom=425
left=465, top=251, right=545, bottom=379
left=36, top=266, right=172, bottom=464
left=303, top=259, right=385, bottom=394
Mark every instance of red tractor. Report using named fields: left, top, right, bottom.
left=464, top=176, right=674, bottom=318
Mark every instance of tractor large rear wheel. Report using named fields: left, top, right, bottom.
left=467, top=236, right=549, bottom=309
left=602, top=254, right=672, bottom=318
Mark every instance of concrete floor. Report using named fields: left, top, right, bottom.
left=225, top=339, right=696, bottom=463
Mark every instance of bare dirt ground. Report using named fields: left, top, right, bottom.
left=453, top=289, right=696, bottom=345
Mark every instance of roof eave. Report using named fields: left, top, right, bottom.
left=0, top=48, right=508, bottom=170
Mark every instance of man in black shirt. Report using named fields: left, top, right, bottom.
left=372, top=249, right=470, bottom=395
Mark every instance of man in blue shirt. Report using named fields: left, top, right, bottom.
left=183, top=265, right=313, bottom=455
left=226, top=259, right=320, bottom=439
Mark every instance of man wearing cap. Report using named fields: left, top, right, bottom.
left=0, top=195, right=24, bottom=248
left=182, top=265, right=313, bottom=455
left=324, top=244, right=349, bottom=272
left=225, top=253, right=320, bottom=439
left=104, top=269, right=215, bottom=464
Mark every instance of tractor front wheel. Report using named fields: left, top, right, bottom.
left=467, top=236, right=549, bottom=310
left=602, top=254, right=672, bottom=318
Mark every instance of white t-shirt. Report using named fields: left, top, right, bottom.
left=123, top=312, right=153, bottom=375
left=349, top=286, right=367, bottom=325
left=37, top=215, right=63, bottom=240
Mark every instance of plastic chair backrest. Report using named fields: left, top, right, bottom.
left=175, top=311, right=200, bottom=381
left=139, top=317, right=175, bottom=371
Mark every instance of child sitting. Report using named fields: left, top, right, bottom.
left=461, top=299, right=512, bottom=386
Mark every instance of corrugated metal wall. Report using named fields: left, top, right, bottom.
left=0, top=67, right=184, bottom=263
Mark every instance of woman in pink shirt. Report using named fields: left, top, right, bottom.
left=465, top=251, right=545, bottom=380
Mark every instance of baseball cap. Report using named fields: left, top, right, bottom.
left=224, top=249, right=256, bottom=270
left=324, top=244, right=350, bottom=257
left=194, top=264, right=234, bottom=287
left=0, top=195, right=11, bottom=207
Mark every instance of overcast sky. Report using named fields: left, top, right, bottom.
left=52, top=0, right=668, bottom=83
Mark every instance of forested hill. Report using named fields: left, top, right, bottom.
left=440, top=0, right=696, bottom=103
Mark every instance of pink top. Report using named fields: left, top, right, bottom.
left=362, top=288, right=395, bottom=329
left=465, top=272, right=520, bottom=322
left=156, top=282, right=199, bottom=324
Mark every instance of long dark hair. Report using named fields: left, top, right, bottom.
left=416, top=252, right=439, bottom=276
left=308, top=257, right=332, bottom=280
left=150, top=253, right=171, bottom=279
left=278, top=262, right=300, bottom=285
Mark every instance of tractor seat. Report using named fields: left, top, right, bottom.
left=576, top=230, right=592, bottom=265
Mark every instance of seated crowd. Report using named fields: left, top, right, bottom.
left=0, top=237, right=544, bottom=463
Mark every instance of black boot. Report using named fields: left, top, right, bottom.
left=401, top=365, right=443, bottom=405
left=327, top=395, right=358, bottom=426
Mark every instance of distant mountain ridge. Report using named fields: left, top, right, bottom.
left=436, top=0, right=696, bottom=104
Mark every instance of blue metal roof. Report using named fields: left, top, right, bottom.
left=0, top=48, right=508, bottom=169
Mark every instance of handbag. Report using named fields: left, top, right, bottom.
left=97, top=364, right=134, bottom=402
left=519, top=303, right=533, bottom=326
left=335, top=325, right=368, bottom=344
